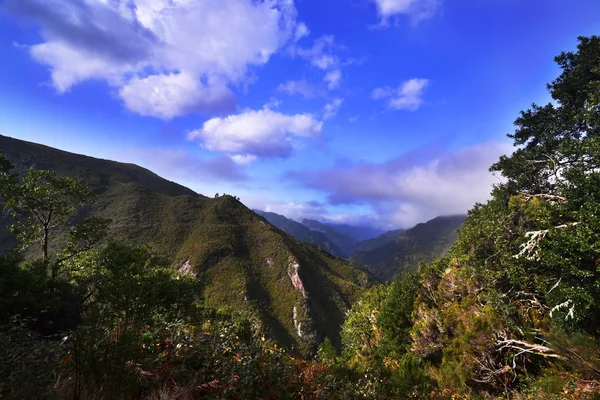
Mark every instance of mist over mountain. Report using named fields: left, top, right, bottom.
left=311, top=222, right=388, bottom=243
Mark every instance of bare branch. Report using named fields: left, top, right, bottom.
left=496, top=338, right=563, bottom=359
left=520, top=193, right=567, bottom=203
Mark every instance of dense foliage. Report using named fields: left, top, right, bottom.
left=330, top=35, right=600, bottom=399
left=351, top=215, right=465, bottom=282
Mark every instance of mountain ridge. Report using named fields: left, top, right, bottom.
left=351, top=215, right=466, bottom=281
left=0, top=134, right=374, bottom=353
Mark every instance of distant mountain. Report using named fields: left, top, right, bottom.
left=351, top=228, right=404, bottom=254
left=301, top=219, right=357, bottom=257
left=0, top=135, right=375, bottom=353
left=351, top=215, right=466, bottom=282
left=254, top=210, right=344, bottom=257
left=320, top=223, right=387, bottom=243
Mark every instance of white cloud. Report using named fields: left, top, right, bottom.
left=293, top=141, right=513, bottom=228
left=246, top=197, right=326, bottom=222
left=294, top=22, right=310, bottom=42
left=294, top=35, right=345, bottom=90
left=119, top=73, right=236, bottom=119
left=277, top=80, right=317, bottom=98
left=230, top=154, right=258, bottom=165
left=323, top=98, right=344, bottom=120
left=324, top=69, right=342, bottom=89
left=7, top=0, right=304, bottom=119
left=371, top=78, right=430, bottom=111
left=372, top=0, right=441, bottom=24
left=188, top=108, right=323, bottom=159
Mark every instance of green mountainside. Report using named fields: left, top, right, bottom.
left=0, top=135, right=374, bottom=353
left=301, top=218, right=357, bottom=257
left=255, top=211, right=465, bottom=284
left=254, top=210, right=344, bottom=257
left=351, top=215, right=465, bottom=281
left=351, top=228, right=404, bottom=254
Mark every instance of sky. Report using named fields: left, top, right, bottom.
left=0, top=0, right=598, bottom=229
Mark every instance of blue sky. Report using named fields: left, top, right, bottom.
left=0, top=0, right=598, bottom=229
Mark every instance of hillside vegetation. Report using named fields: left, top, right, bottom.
left=254, top=210, right=344, bottom=257
left=0, top=135, right=374, bottom=354
left=351, top=215, right=465, bottom=281
left=302, top=218, right=358, bottom=257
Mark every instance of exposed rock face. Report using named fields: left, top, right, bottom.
left=292, top=305, right=316, bottom=341
left=288, top=259, right=306, bottom=298
left=178, top=259, right=193, bottom=275
left=293, top=306, right=303, bottom=337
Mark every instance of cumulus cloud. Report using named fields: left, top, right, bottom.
left=4, top=0, right=304, bottom=119
left=372, top=78, right=430, bottom=111
left=188, top=108, right=323, bottom=159
left=372, top=0, right=441, bottom=25
left=323, top=98, right=344, bottom=120
left=277, top=80, right=317, bottom=98
left=290, top=141, right=513, bottom=228
left=119, top=73, right=236, bottom=119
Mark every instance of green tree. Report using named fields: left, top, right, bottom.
left=4, top=170, right=90, bottom=262
left=486, top=36, right=600, bottom=334
left=0, top=150, right=16, bottom=191
left=2, top=169, right=110, bottom=282
left=377, top=271, right=419, bottom=355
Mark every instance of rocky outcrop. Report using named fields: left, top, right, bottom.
left=178, top=259, right=193, bottom=275
left=288, top=258, right=306, bottom=298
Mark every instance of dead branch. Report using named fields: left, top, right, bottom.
left=496, top=338, right=563, bottom=359
left=520, top=193, right=567, bottom=203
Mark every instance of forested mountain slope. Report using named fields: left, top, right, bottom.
left=0, top=134, right=374, bottom=353
left=351, top=215, right=465, bottom=281
left=254, top=210, right=344, bottom=257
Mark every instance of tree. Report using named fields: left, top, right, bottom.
left=2, top=169, right=110, bottom=281
left=0, top=150, right=17, bottom=204
left=486, top=36, right=600, bottom=333
left=377, top=272, right=419, bottom=355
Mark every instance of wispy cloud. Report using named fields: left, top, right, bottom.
left=324, top=69, right=342, bottom=89
left=371, top=78, right=430, bottom=111
left=293, top=35, right=346, bottom=91
left=123, top=148, right=249, bottom=183
left=323, top=98, right=344, bottom=120
left=277, top=80, right=318, bottom=98
left=371, top=0, right=441, bottom=25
